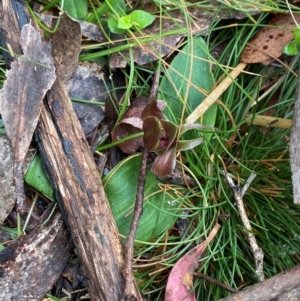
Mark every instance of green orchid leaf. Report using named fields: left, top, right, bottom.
left=108, top=17, right=126, bottom=34
left=24, top=153, right=54, bottom=199
left=118, top=15, right=133, bottom=29
left=103, top=153, right=181, bottom=242
left=60, top=0, right=87, bottom=20
left=283, top=40, right=299, bottom=56
left=151, top=148, right=177, bottom=178
left=177, top=137, right=204, bottom=151
left=143, top=116, right=163, bottom=151
left=158, top=36, right=217, bottom=142
left=129, top=10, right=155, bottom=30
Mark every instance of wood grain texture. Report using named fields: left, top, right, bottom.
left=290, top=66, right=300, bottom=204
left=37, top=78, right=141, bottom=300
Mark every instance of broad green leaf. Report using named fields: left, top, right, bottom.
left=129, top=10, right=155, bottom=30
left=118, top=15, right=133, bottom=29
left=158, top=36, right=217, bottom=141
left=60, top=0, right=87, bottom=20
left=25, top=152, right=182, bottom=243
left=24, top=154, right=54, bottom=199
left=103, top=153, right=181, bottom=242
left=108, top=17, right=126, bottom=34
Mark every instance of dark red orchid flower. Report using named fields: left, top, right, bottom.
left=142, top=97, right=205, bottom=178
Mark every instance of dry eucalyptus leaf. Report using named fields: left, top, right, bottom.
left=241, top=13, right=300, bottom=65
left=111, top=96, right=148, bottom=153
left=0, top=23, right=56, bottom=210
left=0, top=135, right=15, bottom=224
left=48, top=12, right=81, bottom=83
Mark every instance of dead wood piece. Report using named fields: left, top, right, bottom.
left=37, top=78, right=141, bottom=301
left=0, top=23, right=56, bottom=210
left=290, top=65, right=300, bottom=204
left=218, top=264, right=300, bottom=301
left=0, top=212, right=72, bottom=301
left=0, top=135, right=15, bottom=224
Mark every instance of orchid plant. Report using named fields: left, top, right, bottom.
left=142, top=96, right=208, bottom=179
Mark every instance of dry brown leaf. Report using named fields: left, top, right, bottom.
left=241, top=13, right=300, bottom=65
left=111, top=96, right=148, bottom=153
left=164, top=223, right=221, bottom=301
left=48, top=12, right=81, bottom=83
left=0, top=23, right=56, bottom=210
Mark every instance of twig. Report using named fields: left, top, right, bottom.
left=222, top=172, right=264, bottom=281
left=123, top=71, right=159, bottom=300
left=193, top=272, right=238, bottom=294
left=123, top=150, right=149, bottom=300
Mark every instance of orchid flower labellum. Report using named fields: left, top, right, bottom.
left=142, top=97, right=206, bottom=178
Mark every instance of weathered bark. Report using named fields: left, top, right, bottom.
left=290, top=65, right=300, bottom=204
left=36, top=78, right=136, bottom=301
left=218, top=264, right=300, bottom=301
left=0, top=212, right=72, bottom=301
left=0, top=1, right=142, bottom=300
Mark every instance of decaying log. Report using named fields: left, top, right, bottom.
left=0, top=1, right=142, bottom=300
left=36, top=78, right=139, bottom=300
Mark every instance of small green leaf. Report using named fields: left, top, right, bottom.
left=294, top=28, right=300, bottom=43
left=108, top=17, right=126, bottom=34
left=103, top=153, right=181, bottom=242
left=283, top=40, right=299, bottom=56
left=60, top=0, right=87, bottom=20
left=112, top=0, right=127, bottom=16
left=25, top=154, right=54, bottom=199
left=129, top=10, right=155, bottom=30
left=118, top=15, right=133, bottom=29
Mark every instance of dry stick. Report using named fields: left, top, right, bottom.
left=222, top=172, right=265, bottom=282
left=123, top=71, right=160, bottom=300
left=185, top=62, right=247, bottom=124
left=218, top=264, right=300, bottom=301
left=290, top=65, right=300, bottom=204
left=123, top=149, right=149, bottom=300
left=193, top=272, right=238, bottom=294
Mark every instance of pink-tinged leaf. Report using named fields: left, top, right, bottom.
left=111, top=96, right=148, bottom=153
left=164, top=224, right=221, bottom=301
left=151, top=148, right=177, bottom=178
left=177, top=137, right=204, bottom=151
left=143, top=116, right=163, bottom=151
